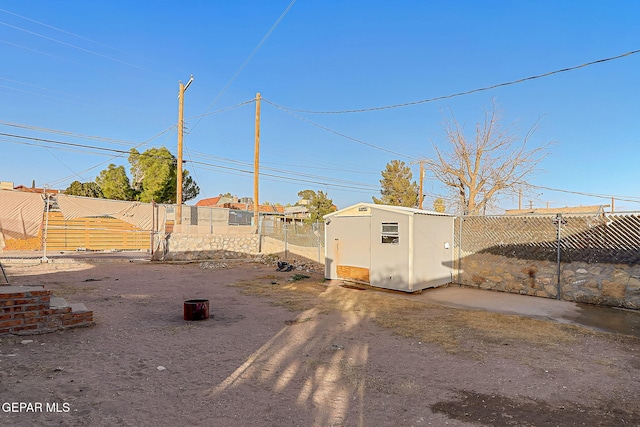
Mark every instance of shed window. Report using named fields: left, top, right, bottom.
left=381, top=222, right=399, bottom=244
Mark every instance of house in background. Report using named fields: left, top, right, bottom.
left=195, top=195, right=285, bottom=214
left=504, top=205, right=610, bottom=215
left=324, top=203, right=454, bottom=293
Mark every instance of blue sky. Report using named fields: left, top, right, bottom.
left=1, top=1, right=638, bottom=212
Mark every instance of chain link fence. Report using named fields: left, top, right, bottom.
left=259, top=215, right=325, bottom=263
left=456, top=211, right=640, bottom=265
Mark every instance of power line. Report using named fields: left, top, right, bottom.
left=0, top=20, right=150, bottom=71
left=188, top=0, right=297, bottom=134
left=263, top=98, right=419, bottom=161
left=0, top=77, right=94, bottom=103
left=0, top=7, right=126, bottom=53
left=189, top=159, right=377, bottom=191
left=188, top=149, right=379, bottom=178
left=184, top=99, right=256, bottom=121
left=273, top=49, right=640, bottom=114
left=0, top=38, right=89, bottom=67
left=0, top=132, right=380, bottom=192
left=523, top=183, right=640, bottom=205
left=177, top=148, right=380, bottom=190
left=0, top=120, right=175, bottom=148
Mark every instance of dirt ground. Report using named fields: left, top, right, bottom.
left=1, top=259, right=639, bottom=426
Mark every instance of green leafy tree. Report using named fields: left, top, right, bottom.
left=433, top=197, right=446, bottom=213
left=96, top=164, right=134, bottom=200
left=297, top=189, right=315, bottom=203
left=373, top=160, right=418, bottom=207
left=181, top=171, right=200, bottom=203
left=128, top=147, right=199, bottom=203
left=65, top=181, right=104, bottom=198
left=297, top=189, right=334, bottom=223
left=129, top=148, right=175, bottom=202
left=95, top=147, right=199, bottom=203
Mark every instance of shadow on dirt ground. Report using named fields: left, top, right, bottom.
left=0, top=260, right=638, bottom=426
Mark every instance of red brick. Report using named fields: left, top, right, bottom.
left=24, top=316, right=46, bottom=325
left=0, top=328, right=9, bottom=334
left=0, top=314, right=11, bottom=321
left=12, top=325, right=38, bottom=332
left=63, top=318, right=86, bottom=326
left=13, top=298, right=37, bottom=305
left=0, top=300, right=14, bottom=307
left=0, top=292, right=25, bottom=298
left=60, top=313, right=74, bottom=320
left=39, top=296, right=51, bottom=303
left=28, top=290, right=50, bottom=296
left=14, top=312, right=37, bottom=319
left=0, top=319, right=23, bottom=328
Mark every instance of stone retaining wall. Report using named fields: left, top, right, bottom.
left=157, top=233, right=324, bottom=264
left=458, top=252, right=640, bottom=309
left=159, top=233, right=260, bottom=261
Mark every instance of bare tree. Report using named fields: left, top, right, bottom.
left=428, top=102, right=551, bottom=215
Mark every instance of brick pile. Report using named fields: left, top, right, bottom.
left=0, top=286, right=94, bottom=335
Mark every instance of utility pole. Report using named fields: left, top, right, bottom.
left=518, top=189, right=522, bottom=210
left=253, top=92, right=261, bottom=233
left=176, top=75, right=193, bottom=226
left=611, top=197, right=615, bottom=213
left=418, top=160, right=425, bottom=210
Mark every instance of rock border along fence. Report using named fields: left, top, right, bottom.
left=455, top=213, right=640, bottom=309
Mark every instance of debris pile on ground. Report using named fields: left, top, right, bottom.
left=276, top=261, right=294, bottom=272
left=255, top=254, right=323, bottom=273
left=199, top=261, right=228, bottom=270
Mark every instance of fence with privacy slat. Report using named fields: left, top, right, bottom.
left=454, top=212, right=640, bottom=308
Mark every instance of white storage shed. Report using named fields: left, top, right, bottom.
left=324, top=203, right=454, bottom=292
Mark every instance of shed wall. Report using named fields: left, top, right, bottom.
left=412, top=215, right=454, bottom=290
left=325, top=215, right=371, bottom=282
left=369, top=210, right=410, bottom=291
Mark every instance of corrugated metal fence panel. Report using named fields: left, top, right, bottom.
left=45, top=212, right=150, bottom=251
left=458, top=213, right=640, bottom=265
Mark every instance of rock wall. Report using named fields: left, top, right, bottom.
left=160, top=233, right=260, bottom=261
left=157, top=232, right=324, bottom=264
left=458, top=252, right=640, bottom=309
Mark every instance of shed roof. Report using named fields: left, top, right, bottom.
left=324, top=202, right=451, bottom=219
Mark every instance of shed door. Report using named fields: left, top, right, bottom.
left=331, top=216, right=371, bottom=283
